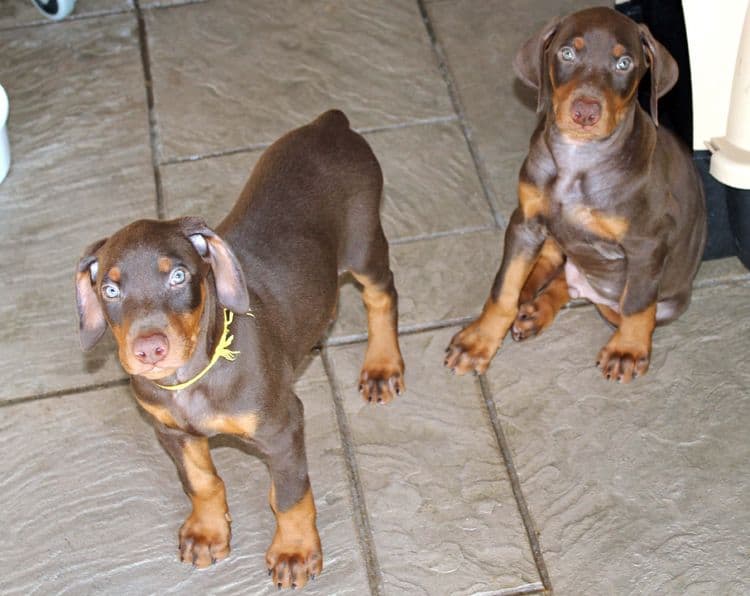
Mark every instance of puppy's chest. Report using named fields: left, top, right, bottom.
left=136, top=389, right=258, bottom=438
left=547, top=173, right=627, bottom=251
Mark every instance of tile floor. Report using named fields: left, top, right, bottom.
left=1, top=1, right=748, bottom=594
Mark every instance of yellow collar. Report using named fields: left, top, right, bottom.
left=156, top=308, right=249, bottom=392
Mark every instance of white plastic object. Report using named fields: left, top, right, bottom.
left=708, top=1, right=750, bottom=190
left=0, top=83, right=9, bottom=185
left=31, top=0, right=76, bottom=20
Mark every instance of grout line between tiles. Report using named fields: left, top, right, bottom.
left=477, top=582, right=547, bottom=596
left=133, top=0, right=166, bottom=219
left=321, top=349, right=384, bottom=596
left=0, top=378, right=130, bottom=409
left=416, top=0, right=508, bottom=229
left=158, top=115, right=461, bottom=167
left=477, top=374, right=552, bottom=594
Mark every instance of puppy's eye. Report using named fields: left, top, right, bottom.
left=169, top=267, right=188, bottom=286
left=616, top=56, right=633, bottom=71
left=102, top=283, right=120, bottom=299
left=559, top=46, right=576, bottom=62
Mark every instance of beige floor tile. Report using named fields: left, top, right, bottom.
left=146, top=0, right=453, bottom=161
left=0, top=15, right=156, bottom=401
left=0, top=0, right=128, bottom=28
left=327, top=329, right=541, bottom=595
left=483, top=281, right=750, bottom=594
left=161, top=120, right=493, bottom=241
left=0, top=356, right=369, bottom=594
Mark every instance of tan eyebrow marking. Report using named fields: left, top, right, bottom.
left=613, top=43, right=626, bottom=57
left=108, top=266, right=121, bottom=282
left=573, top=36, right=585, bottom=50
left=158, top=257, right=173, bottom=273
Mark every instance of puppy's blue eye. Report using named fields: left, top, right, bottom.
left=169, top=268, right=187, bottom=286
left=560, top=47, right=576, bottom=62
left=103, top=284, right=120, bottom=299
left=616, top=56, right=633, bottom=71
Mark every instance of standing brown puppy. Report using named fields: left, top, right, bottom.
left=75, top=110, right=404, bottom=589
left=445, top=7, right=706, bottom=382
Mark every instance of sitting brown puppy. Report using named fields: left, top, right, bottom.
left=445, top=7, right=706, bottom=382
left=75, top=110, right=404, bottom=589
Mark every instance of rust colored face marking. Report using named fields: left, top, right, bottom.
left=573, top=36, right=585, bottom=50
left=108, top=266, right=121, bottom=283
left=612, top=43, right=626, bottom=58
left=158, top=257, right=173, bottom=273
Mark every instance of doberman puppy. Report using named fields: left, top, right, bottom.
left=75, top=110, right=404, bottom=589
left=445, top=7, right=706, bottom=383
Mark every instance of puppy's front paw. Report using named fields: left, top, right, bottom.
left=178, top=510, right=231, bottom=568
left=444, top=322, right=501, bottom=375
left=359, top=358, right=405, bottom=404
left=596, top=334, right=650, bottom=383
left=266, top=530, right=322, bottom=590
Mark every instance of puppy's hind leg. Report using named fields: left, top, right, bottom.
left=347, top=223, right=405, bottom=404
left=512, top=238, right=569, bottom=341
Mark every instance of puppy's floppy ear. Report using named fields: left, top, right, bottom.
left=514, top=16, right=561, bottom=112
left=75, top=238, right=108, bottom=351
left=638, top=24, right=679, bottom=127
left=179, top=217, right=250, bottom=314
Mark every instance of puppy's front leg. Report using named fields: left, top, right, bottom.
left=445, top=203, right=546, bottom=375
left=259, top=392, right=322, bottom=589
left=597, top=237, right=666, bottom=382
left=155, top=424, right=231, bottom=568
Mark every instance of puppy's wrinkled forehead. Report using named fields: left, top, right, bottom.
left=99, top=220, right=204, bottom=281
left=553, top=8, right=642, bottom=59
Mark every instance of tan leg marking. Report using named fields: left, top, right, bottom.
left=518, top=238, right=565, bottom=304
left=266, top=484, right=322, bottom=590
left=179, top=439, right=231, bottom=568
left=445, top=255, right=535, bottom=375
left=597, top=303, right=656, bottom=383
left=595, top=303, right=621, bottom=327
left=518, top=181, right=549, bottom=220
left=512, top=271, right=570, bottom=341
left=352, top=272, right=405, bottom=404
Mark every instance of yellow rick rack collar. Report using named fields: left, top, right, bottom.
left=156, top=308, right=253, bottom=392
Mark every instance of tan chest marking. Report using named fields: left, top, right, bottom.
left=202, top=413, right=259, bottom=438
left=136, top=399, right=180, bottom=428
left=569, top=206, right=629, bottom=242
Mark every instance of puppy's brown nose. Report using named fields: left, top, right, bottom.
left=133, top=333, right=169, bottom=365
left=571, top=97, right=601, bottom=127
